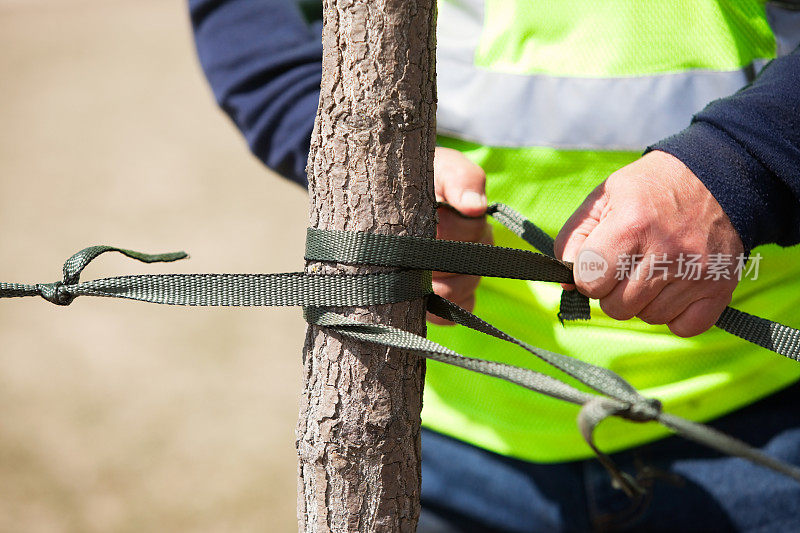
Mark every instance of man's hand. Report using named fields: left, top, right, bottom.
left=429, top=147, right=493, bottom=325
left=554, top=150, right=744, bottom=337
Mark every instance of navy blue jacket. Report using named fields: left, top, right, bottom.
left=189, top=0, right=800, bottom=251
left=190, top=0, right=322, bottom=184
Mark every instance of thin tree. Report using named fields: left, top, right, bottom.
left=297, top=0, right=437, bottom=531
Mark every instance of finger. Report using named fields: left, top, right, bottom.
left=599, top=276, right=664, bottom=321
left=554, top=184, right=607, bottom=263
left=572, top=217, right=640, bottom=300
left=555, top=184, right=608, bottom=290
left=437, top=205, right=493, bottom=244
left=597, top=253, right=670, bottom=321
left=636, top=281, right=701, bottom=325
left=667, top=296, right=730, bottom=338
left=432, top=273, right=481, bottom=303
left=434, top=147, right=487, bottom=217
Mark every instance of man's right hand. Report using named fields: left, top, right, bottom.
left=429, top=147, right=493, bottom=325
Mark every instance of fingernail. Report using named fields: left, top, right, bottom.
left=460, top=191, right=486, bottom=210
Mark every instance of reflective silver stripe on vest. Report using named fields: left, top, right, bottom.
left=436, top=0, right=789, bottom=151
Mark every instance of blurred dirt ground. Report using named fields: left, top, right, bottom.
left=0, top=1, right=307, bottom=531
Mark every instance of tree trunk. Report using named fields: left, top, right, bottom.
left=297, top=0, right=437, bottom=531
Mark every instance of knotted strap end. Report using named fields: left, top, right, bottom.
left=36, top=282, right=75, bottom=306
left=1, top=245, right=189, bottom=306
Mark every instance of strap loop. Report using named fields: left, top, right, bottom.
left=61, top=245, right=189, bottom=285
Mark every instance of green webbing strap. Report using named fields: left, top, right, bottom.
left=61, top=246, right=188, bottom=283
left=309, top=204, right=800, bottom=363
left=558, top=289, right=593, bottom=322
left=307, top=295, right=800, bottom=495
left=716, top=307, right=800, bottom=363
left=4, top=203, right=800, bottom=494
left=315, top=202, right=592, bottom=320
left=0, top=272, right=434, bottom=308
left=485, top=203, right=556, bottom=258
left=0, top=246, right=433, bottom=308
left=485, top=203, right=592, bottom=321
left=487, top=204, right=800, bottom=360
left=305, top=227, right=572, bottom=283
left=425, top=295, right=641, bottom=403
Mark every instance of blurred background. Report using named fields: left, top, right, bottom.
left=0, top=0, right=306, bottom=530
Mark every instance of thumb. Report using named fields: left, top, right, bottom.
left=555, top=184, right=607, bottom=263
left=554, top=184, right=606, bottom=290
left=434, top=147, right=487, bottom=217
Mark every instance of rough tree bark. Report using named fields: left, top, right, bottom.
left=297, top=0, right=437, bottom=531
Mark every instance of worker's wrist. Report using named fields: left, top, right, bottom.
left=647, top=121, right=781, bottom=252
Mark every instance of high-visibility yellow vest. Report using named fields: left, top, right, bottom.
left=422, top=0, right=800, bottom=462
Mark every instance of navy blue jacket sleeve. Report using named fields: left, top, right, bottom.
left=189, top=0, right=322, bottom=186
left=649, top=47, right=800, bottom=250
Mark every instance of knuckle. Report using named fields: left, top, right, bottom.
left=668, top=317, right=712, bottom=338
left=601, top=226, right=641, bottom=257
left=668, top=321, right=700, bottom=338
left=682, top=236, right=708, bottom=255
left=577, top=282, right=605, bottom=300
left=620, top=204, right=654, bottom=231
left=637, top=308, right=669, bottom=325
left=599, top=297, right=635, bottom=321
left=705, top=282, right=734, bottom=301
left=576, top=276, right=614, bottom=300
